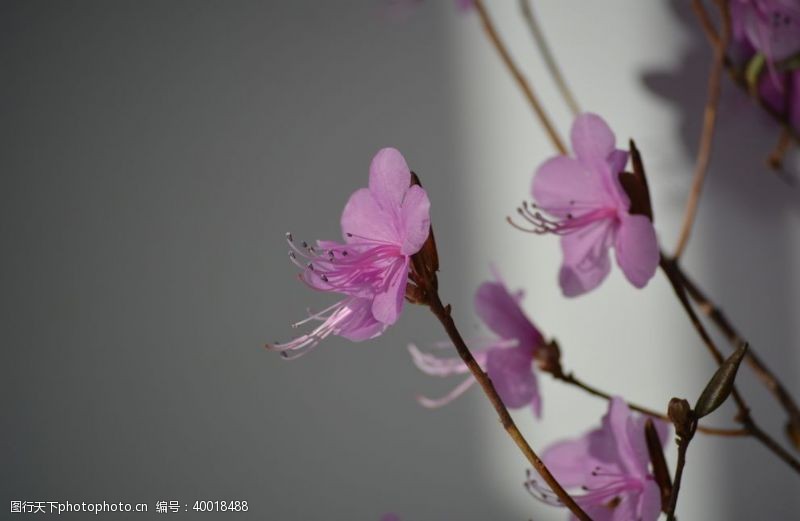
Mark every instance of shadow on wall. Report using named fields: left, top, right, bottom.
left=642, top=1, right=800, bottom=519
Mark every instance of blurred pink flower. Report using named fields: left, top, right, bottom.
left=268, top=148, right=430, bottom=358
left=529, top=113, right=659, bottom=297
left=729, top=1, right=800, bottom=131
left=731, top=0, right=800, bottom=62
left=527, top=397, right=669, bottom=521
left=409, top=271, right=545, bottom=416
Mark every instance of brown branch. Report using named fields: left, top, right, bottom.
left=666, top=419, right=697, bottom=521
left=556, top=372, right=747, bottom=437
left=674, top=0, right=731, bottom=259
left=472, top=0, right=568, bottom=155
left=518, top=0, right=580, bottom=116
left=426, top=291, right=591, bottom=520
left=674, top=263, right=800, bottom=449
left=660, top=253, right=800, bottom=475
left=767, top=129, right=793, bottom=171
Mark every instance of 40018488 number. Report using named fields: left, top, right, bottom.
left=192, top=501, right=248, bottom=512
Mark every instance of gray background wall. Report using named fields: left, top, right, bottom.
left=2, top=1, right=799, bottom=520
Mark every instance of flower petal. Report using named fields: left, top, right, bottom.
left=542, top=436, right=600, bottom=489
left=614, top=214, right=659, bottom=289
left=371, top=257, right=409, bottom=325
left=369, top=147, right=412, bottom=211
left=608, top=493, right=637, bottom=521
left=485, top=346, right=538, bottom=410
left=532, top=156, right=612, bottom=218
left=400, top=184, right=431, bottom=255
left=571, top=113, right=617, bottom=171
left=636, top=481, right=662, bottom=521
left=558, top=220, right=615, bottom=297
left=606, top=397, right=651, bottom=478
left=338, top=300, right=388, bottom=341
left=474, top=281, right=543, bottom=346
left=340, top=188, right=400, bottom=244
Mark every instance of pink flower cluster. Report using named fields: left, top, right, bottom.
left=731, top=0, right=800, bottom=130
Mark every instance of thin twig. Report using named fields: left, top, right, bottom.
left=472, top=0, right=568, bottom=155
left=660, top=253, right=800, bottom=475
left=666, top=421, right=697, bottom=521
left=518, top=0, right=580, bottom=116
left=426, top=292, right=591, bottom=520
left=556, top=372, right=747, bottom=437
left=674, top=0, right=731, bottom=259
left=674, top=263, right=800, bottom=449
left=767, top=129, right=793, bottom=171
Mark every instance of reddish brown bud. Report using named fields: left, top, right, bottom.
left=668, top=398, right=694, bottom=440
left=618, top=139, right=654, bottom=222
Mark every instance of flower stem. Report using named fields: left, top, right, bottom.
left=426, top=291, right=591, bottom=521
left=673, top=262, right=800, bottom=451
left=666, top=420, right=697, bottom=521
left=673, top=0, right=731, bottom=259
left=518, top=0, right=580, bottom=116
left=556, top=372, right=746, bottom=437
left=660, top=253, right=800, bottom=475
left=472, top=0, right=568, bottom=155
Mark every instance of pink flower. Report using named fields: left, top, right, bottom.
left=729, top=1, right=800, bottom=131
left=409, top=271, right=545, bottom=416
left=268, top=148, right=431, bottom=358
left=731, top=0, right=800, bottom=62
left=524, top=113, right=659, bottom=297
left=527, top=397, right=669, bottom=521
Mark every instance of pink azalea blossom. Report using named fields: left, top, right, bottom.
left=525, top=113, right=659, bottom=297
left=527, top=397, right=669, bottom=521
left=731, top=0, right=800, bottom=62
left=729, top=1, right=800, bottom=131
left=409, top=271, right=545, bottom=416
left=268, top=148, right=431, bottom=358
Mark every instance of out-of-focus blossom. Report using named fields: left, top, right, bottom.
left=409, top=271, right=545, bottom=416
left=268, top=148, right=430, bottom=358
left=730, top=1, right=800, bottom=130
left=525, top=113, right=659, bottom=297
left=731, top=0, right=800, bottom=62
left=527, top=397, right=669, bottom=521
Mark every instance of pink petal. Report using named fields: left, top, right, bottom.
left=558, top=220, right=615, bottom=297
left=485, top=346, right=538, bottom=410
left=607, top=397, right=648, bottom=478
left=532, top=156, right=612, bottom=218
left=338, top=299, right=388, bottom=341
left=542, top=436, right=600, bottom=489
left=371, top=257, right=409, bottom=325
left=743, top=1, right=800, bottom=61
left=570, top=113, right=617, bottom=171
left=636, top=481, right=662, bottom=521
left=614, top=214, right=659, bottom=289
left=607, top=149, right=630, bottom=177
left=607, top=493, right=637, bottom=521
left=399, top=184, right=431, bottom=255
left=474, top=281, right=543, bottom=346
left=340, top=188, right=400, bottom=244
left=369, top=147, right=411, bottom=211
